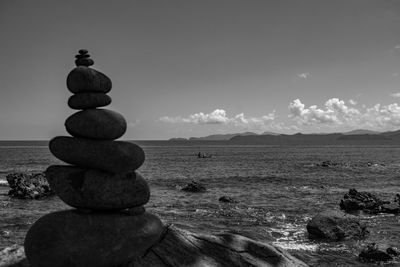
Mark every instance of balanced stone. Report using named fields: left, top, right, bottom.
left=75, top=54, right=90, bottom=59
left=46, top=165, right=150, bottom=210
left=24, top=210, right=164, bottom=267
left=67, top=66, right=112, bottom=94
left=78, top=49, right=88, bottom=55
left=65, top=109, right=127, bottom=140
left=68, top=92, right=112, bottom=109
left=49, top=136, right=145, bottom=173
left=75, top=58, right=94, bottom=67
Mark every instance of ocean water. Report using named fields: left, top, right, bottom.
left=1, top=143, right=400, bottom=266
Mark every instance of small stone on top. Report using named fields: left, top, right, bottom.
left=79, top=49, right=88, bottom=55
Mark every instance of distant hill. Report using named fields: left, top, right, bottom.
left=168, top=129, right=400, bottom=145
left=188, top=132, right=258, bottom=141
left=343, top=129, right=381, bottom=135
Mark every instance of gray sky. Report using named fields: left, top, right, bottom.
left=1, top=0, right=400, bottom=140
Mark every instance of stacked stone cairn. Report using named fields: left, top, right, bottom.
left=24, top=50, right=164, bottom=267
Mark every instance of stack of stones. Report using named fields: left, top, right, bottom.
left=24, top=50, right=164, bottom=267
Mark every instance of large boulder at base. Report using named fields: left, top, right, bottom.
left=46, top=165, right=149, bottom=210
left=6, top=173, right=54, bottom=199
left=65, top=109, right=127, bottom=140
left=133, top=225, right=308, bottom=266
left=359, top=243, right=397, bottom=263
left=66, top=66, right=112, bottom=94
left=7, top=225, right=307, bottom=267
left=49, top=136, right=145, bottom=173
left=68, top=92, right=111, bottom=110
left=24, top=210, right=164, bottom=267
left=181, top=181, right=206, bottom=193
left=340, top=188, right=395, bottom=214
left=306, top=210, right=368, bottom=241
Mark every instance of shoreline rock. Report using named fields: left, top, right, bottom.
left=340, top=188, right=399, bottom=214
left=6, top=173, right=54, bottom=199
left=0, top=225, right=308, bottom=267
left=306, top=210, right=368, bottom=241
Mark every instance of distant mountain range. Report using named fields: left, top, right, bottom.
left=168, top=129, right=400, bottom=145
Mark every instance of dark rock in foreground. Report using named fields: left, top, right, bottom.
left=6, top=173, right=54, bottom=199
left=359, top=243, right=396, bottom=263
left=46, top=165, right=150, bottom=210
left=24, top=210, right=164, bottom=267
left=3, top=225, right=307, bottom=267
left=340, top=188, right=398, bottom=214
left=181, top=181, right=206, bottom=193
left=306, top=210, right=368, bottom=241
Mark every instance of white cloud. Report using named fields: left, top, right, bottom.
left=391, top=92, right=400, bottom=98
left=395, top=45, right=400, bottom=49
left=349, top=99, right=357, bottom=105
left=289, top=98, right=400, bottom=129
left=297, top=73, right=311, bottom=79
left=392, top=73, right=399, bottom=77
left=159, top=109, right=291, bottom=132
left=127, top=119, right=140, bottom=127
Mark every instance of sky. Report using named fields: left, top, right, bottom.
left=0, top=0, right=400, bottom=140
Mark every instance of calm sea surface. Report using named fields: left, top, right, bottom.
left=1, top=143, right=400, bottom=266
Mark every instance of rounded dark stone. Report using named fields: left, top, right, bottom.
left=49, top=136, right=145, bottom=173
left=68, top=93, right=111, bottom=110
left=78, top=49, right=88, bottom=55
left=75, top=54, right=90, bottom=59
left=65, top=109, right=127, bottom=140
left=67, top=66, right=112, bottom=94
left=46, top=165, right=150, bottom=210
left=75, top=58, right=94, bottom=67
left=24, top=210, right=164, bottom=267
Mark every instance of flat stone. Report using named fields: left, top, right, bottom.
left=78, top=49, right=88, bottom=55
left=75, top=58, right=94, bottom=67
left=46, top=165, right=150, bottom=210
left=68, top=92, right=111, bottom=109
left=49, top=136, right=145, bottom=173
left=65, top=109, right=127, bottom=140
left=75, top=54, right=90, bottom=59
left=24, top=210, right=164, bottom=267
left=67, top=66, right=112, bottom=94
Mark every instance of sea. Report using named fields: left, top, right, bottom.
left=0, top=141, right=400, bottom=266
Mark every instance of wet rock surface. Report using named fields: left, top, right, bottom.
left=306, top=210, right=368, bottom=241
left=6, top=173, right=54, bottom=199
left=340, top=188, right=399, bottom=214
left=359, top=243, right=399, bottom=263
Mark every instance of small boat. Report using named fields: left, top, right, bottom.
left=197, top=152, right=212, bottom=158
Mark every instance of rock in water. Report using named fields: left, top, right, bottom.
left=46, top=165, right=150, bottom=210
left=24, top=210, right=164, bottom=267
left=68, top=93, right=111, bottom=109
left=6, top=173, right=54, bottom=199
left=65, top=109, right=127, bottom=140
left=359, top=243, right=393, bottom=263
left=181, top=181, right=206, bottom=192
left=49, top=136, right=145, bottom=173
left=66, top=66, right=112, bottom=94
left=306, top=210, right=368, bottom=241
left=340, top=188, right=390, bottom=213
